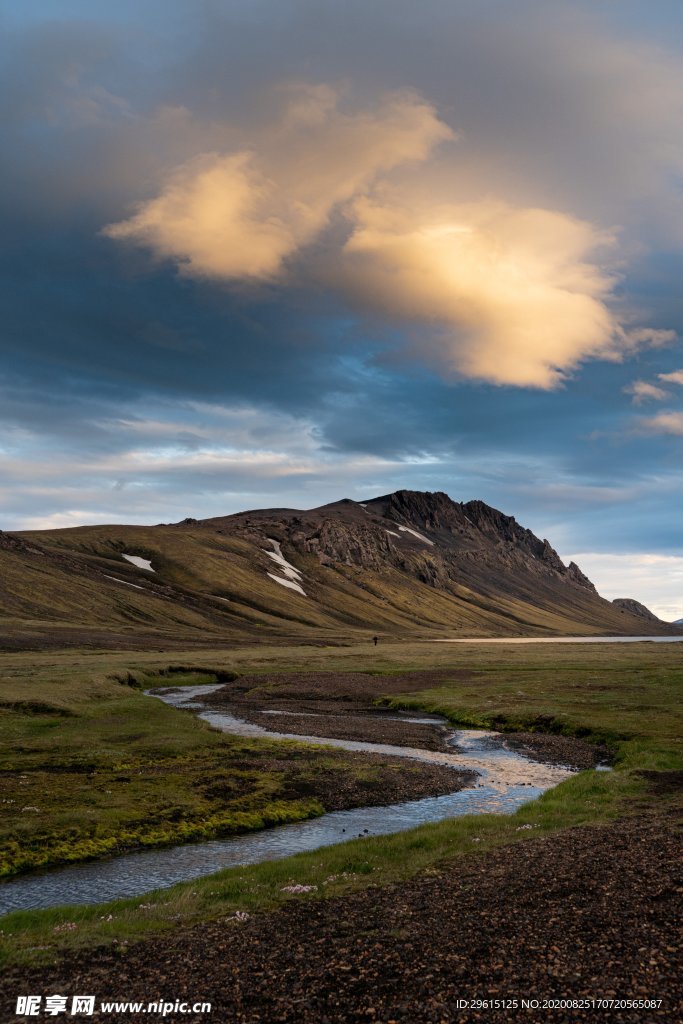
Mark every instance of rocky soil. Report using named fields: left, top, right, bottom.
left=3, top=815, right=678, bottom=1023
left=500, top=731, right=611, bottom=770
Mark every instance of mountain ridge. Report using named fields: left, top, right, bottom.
left=1, top=490, right=679, bottom=648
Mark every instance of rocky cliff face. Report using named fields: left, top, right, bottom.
left=335, top=490, right=595, bottom=593
left=221, top=489, right=600, bottom=605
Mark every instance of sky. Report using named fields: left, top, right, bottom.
left=1, top=0, right=682, bottom=620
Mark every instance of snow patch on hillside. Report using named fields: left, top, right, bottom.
left=267, top=572, right=306, bottom=596
left=104, top=575, right=146, bottom=591
left=397, top=525, right=434, bottom=546
left=264, top=538, right=307, bottom=596
left=122, top=554, right=155, bottom=572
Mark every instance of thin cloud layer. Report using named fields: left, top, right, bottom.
left=625, top=380, right=671, bottom=403
left=658, top=369, right=683, bottom=385
left=639, top=411, right=683, bottom=435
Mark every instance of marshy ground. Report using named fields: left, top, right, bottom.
left=0, top=641, right=680, bottom=1020
left=0, top=667, right=473, bottom=880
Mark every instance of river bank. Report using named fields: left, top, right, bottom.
left=196, top=672, right=612, bottom=767
left=1, top=684, right=577, bottom=914
left=2, top=813, right=678, bottom=1023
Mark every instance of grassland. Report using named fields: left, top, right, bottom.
left=0, top=639, right=680, bottom=967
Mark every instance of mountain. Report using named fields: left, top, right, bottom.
left=1, top=490, right=679, bottom=649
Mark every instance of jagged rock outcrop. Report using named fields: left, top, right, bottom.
left=301, top=520, right=395, bottom=570
left=0, top=531, right=46, bottom=556
left=372, top=490, right=468, bottom=533
left=566, top=561, right=597, bottom=592
left=612, top=598, right=661, bottom=622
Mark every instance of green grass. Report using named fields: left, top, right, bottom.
left=0, top=639, right=680, bottom=966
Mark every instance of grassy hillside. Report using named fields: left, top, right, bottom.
left=1, top=498, right=672, bottom=646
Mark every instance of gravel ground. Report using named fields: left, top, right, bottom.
left=214, top=670, right=478, bottom=703
left=201, top=672, right=611, bottom=766
left=208, top=698, right=453, bottom=751
left=3, top=814, right=679, bottom=1023
left=499, top=732, right=611, bottom=770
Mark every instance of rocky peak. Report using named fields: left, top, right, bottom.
left=366, top=489, right=469, bottom=532
left=462, top=500, right=566, bottom=572
left=566, top=561, right=597, bottom=592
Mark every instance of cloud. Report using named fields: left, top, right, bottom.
left=561, top=551, right=683, bottom=621
left=638, top=411, right=683, bottom=435
left=341, top=194, right=650, bottom=388
left=104, top=84, right=452, bottom=280
left=625, top=380, right=670, bottom=403
left=658, top=369, right=683, bottom=386
left=4, top=0, right=683, bottom=598
left=103, top=75, right=674, bottom=390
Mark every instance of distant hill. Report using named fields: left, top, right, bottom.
left=611, top=598, right=663, bottom=622
left=1, top=490, right=680, bottom=649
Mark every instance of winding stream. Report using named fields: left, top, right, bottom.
left=0, top=685, right=575, bottom=916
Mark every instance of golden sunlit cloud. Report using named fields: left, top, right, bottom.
left=104, top=82, right=674, bottom=389
left=104, top=84, right=452, bottom=280
left=342, top=194, right=662, bottom=388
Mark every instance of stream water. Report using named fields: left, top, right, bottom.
left=0, top=686, right=575, bottom=915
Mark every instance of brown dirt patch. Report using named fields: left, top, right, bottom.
left=201, top=669, right=472, bottom=752
left=202, top=672, right=609, bottom=767
left=221, top=748, right=476, bottom=812
left=637, top=770, right=683, bottom=797
left=221, top=669, right=477, bottom=702
left=206, top=698, right=452, bottom=751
